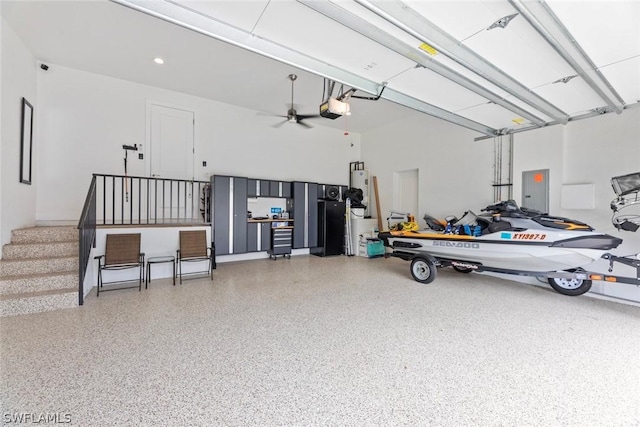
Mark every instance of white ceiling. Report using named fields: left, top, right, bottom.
left=3, top=0, right=639, bottom=137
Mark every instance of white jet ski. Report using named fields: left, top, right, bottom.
left=379, top=200, right=631, bottom=295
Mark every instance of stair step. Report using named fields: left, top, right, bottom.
left=0, top=226, right=81, bottom=317
left=0, top=271, right=77, bottom=296
left=2, top=241, right=77, bottom=260
left=0, top=289, right=77, bottom=317
left=0, top=256, right=78, bottom=277
left=11, top=226, right=77, bottom=244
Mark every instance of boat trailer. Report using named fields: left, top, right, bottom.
left=389, top=250, right=640, bottom=296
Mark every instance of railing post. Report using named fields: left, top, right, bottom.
left=78, top=175, right=97, bottom=306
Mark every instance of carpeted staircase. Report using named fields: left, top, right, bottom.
left=0, top=226, right=79, bottom=317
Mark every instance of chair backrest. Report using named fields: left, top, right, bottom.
left=180, top=230, right=208, bottom=258
left=104, top=233, right=141, bottom=266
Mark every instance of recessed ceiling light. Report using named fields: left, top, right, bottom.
left=154, top=57, right=164, bottom=65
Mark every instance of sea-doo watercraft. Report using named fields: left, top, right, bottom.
left=610, top=171, right=640, bottom=232
left=380, top=200, right=640, bottom=296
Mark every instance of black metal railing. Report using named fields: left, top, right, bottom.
left=76, top=173, right=211, bottom=305
left=77, top=175, right=97, bottom=306
left=95, top=173, right=210, bottom=225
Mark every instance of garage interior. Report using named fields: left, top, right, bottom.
left=1, top=0, right=639, bottom=425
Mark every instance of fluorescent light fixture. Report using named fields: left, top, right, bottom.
left=154, top=57, right=165, bottom=64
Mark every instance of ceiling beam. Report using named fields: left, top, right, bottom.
left=474, top=100, right=640, bottom=141
left=383, top=90, right=498, bottom=136
left=355, top=0, right=570, bottom=124
left=298, top=0, right=547, bottom=126
left=509, top=0, right=625, bottom=114
left=110, top=0, right=498, bottom=136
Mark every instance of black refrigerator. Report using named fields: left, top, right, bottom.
left=312, top=200, right=345, bottom=257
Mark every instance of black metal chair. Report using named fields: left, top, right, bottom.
left=95, top=233, right=145, bottom=296
left=176, top=230, right=214, bottom=284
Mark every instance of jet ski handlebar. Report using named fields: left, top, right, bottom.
left=481, top=200, right=545, bottom=217
left=481, top=200, right=520, bottom=214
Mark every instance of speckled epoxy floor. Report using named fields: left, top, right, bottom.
left=1, top=255, right=639, bottom=426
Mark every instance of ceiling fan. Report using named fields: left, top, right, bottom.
left=265, top=74, right=320, bottom=129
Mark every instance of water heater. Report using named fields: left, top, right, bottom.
left=351, top=169, right=370, bottom=217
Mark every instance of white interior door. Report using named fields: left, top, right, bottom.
left=150, top=104, right=194, bottom=179
left=149, top=104, right=195, bottom=221
left=393, top=169, right=419, bottom=218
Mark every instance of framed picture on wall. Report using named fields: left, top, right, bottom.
left=20, top=97, right=33, bottom=185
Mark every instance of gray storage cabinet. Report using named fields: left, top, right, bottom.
left=212, top=175, right=247, bottom=255
left=269, top=226, right=292, bottom=259
left=247, top=222, right=272, bottom=253
left=259, top=180, right=270, bottom=197
left=213, top=175, right=230, bottom=255
left=291, top=182, right=319, bottom=249
left=216, top=177, right=323, bottom=254
left=307, top=183, right=318, bottom=248
left=232, top=177, right=247, bottom=254
left=247, top=179, right=258, bottom=197
left=247, top=222, right=258, bottom=252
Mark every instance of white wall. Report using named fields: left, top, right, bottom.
left=1, top=16, right=38, bottom=257
left=511, top=125, right=564, bottom=215
left=36, top=65, right=361, bottom=221
left=361, top=113, right=494, bottom=225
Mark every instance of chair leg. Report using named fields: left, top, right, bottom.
left=179, top=259, right=182, bottom=285
left=97, top=269, right=101, bottom=297
left=209, top=257, right=213, bottom=281
left=172, top=260, right=176, bottom=286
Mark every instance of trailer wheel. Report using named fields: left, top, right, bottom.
left=547, top=277, right=592, bottom=296
left=410, top=257, right=437, bottom=284
left=452, top=265, right=473, bottom=273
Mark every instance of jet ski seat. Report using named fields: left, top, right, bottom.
left=423, top=213, right=445, bottom=231
left=454, top=211, right=513, bottom=235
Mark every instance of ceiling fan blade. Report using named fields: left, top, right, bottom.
left=257, top=111, right=286, bottom=118
left=296, top=120, right=312, bottom=129
left=272, top=120, right=288, bottom=128
left=296, top=113, right=322, bottom=120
